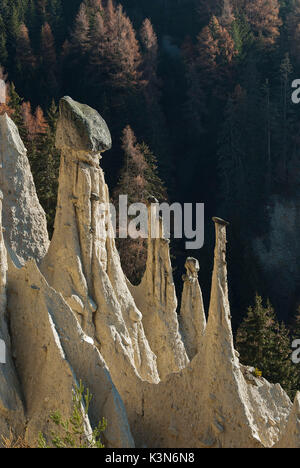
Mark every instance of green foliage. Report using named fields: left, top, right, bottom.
left=230, top=13, right=253, bottom=61
left=8, top=82, right=27, bottom=139
left=139, top=142, right=168, bottom=203
left=7, top=88, right=60, bottom=235
left=293, top=307, right=300, bottom=340
left=113, top=128, right=168, bottom=285
left=236, top=295, right=299, bottom=399
left=0, top=14, right=8, bottom=65
left=30, top=99, right=60, bottom=235
left=38, top=381, right=107, bottom=449
left=2, top=0, right=300, bottom=330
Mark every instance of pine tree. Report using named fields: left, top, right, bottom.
left=25, top=0, right=40, bottom=48
left=41, top=22, right=56, bottom=68
left=279, top=53, right=293, bottom=184
left=0, top=67, right=12, bottom=116
left=36, top=0, right=47, bottom=22
left=62, top=1, right=90, bottom=99
left=36, top=100, right=60, bottom=233
left=292, top=307, right=300, bottom=354
left=47, top=0, right=64, bottom=45
left=139, top=18, right=170, bottom=166
left=0, top=0, right=10, bottom=22
left=24, top=99, right=59, bottom=234
left=16, top=23, right=36, bottom=74
left=140, top=18, right=159, bottom=90
left=40, top=22, right=59, bottom=101
left=209, top=15, right=237, bottom=66
left=196, top=23, right=219, bottom=78
left=69, top=3, right=90, bottom=58
left=195, top=15, right=236, bottom=86
left=7, top=82, right=26, bottom=139
left=230, top=12, right=254, bottom=62
left=219, top=0, right=235, bottom=27
left=184, top=15, right=236, bottom=138
left=114, top=126, right=148, bottom=204
left=218, top=84, right=247, bottom=216
left=218, top=56, right=267, bottom=233
left=236, top=295, right=298, bottom=398
left=6, top=6, right=21, bottom=67
left=101, top=0, right=142, bottom=89
left=88, top=10, right=105, bottom=76
left=0, top=14, right=8, bottom=65
left=113, top=125, right=167, bottom=284
left=244, top=0, right=282, bottom=46
left=182, top=36, right=206, bottom=135
left=286, top=0, right=300, bottom=67
left=21, top=100, right=36, bottom=139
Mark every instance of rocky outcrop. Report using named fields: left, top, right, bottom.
left=0, top=190, right=25, bottom=443
left=40, top=97, right=159, bottom=410
left=0, top=97, right=298, bottom=449
left=0, top=114, right=49, bottom=264
left=128, top=218, right=292, bottom=448
left=275, top=392, right=300, bottom=448
left=8, top=258, right=84, bottom=446
left=0, top=106, right=133, bottom=447
left=130, top=199, right=189, bottom=379
left=179, top=257, right=206, bottom=359
left=8, top=257, right=134, bottom=448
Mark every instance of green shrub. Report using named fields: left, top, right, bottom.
left=38, top=381, right=107, bottom=448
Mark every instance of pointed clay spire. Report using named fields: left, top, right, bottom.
left=275, top=392, right=300, bottom=448
left=8, top=259, right=134, bottom=448
left=0, top=114, right=49, bottom=265
left=198, top=217, right=264, bottom=448
left=41, top=97, right=159, bottom=413
left=131, top=196, right=189, bottom=380
left=179, top=257, right=206, bottom=359
left=0, top=190, right=25, bottom=441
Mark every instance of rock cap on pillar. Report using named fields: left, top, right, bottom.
left=212, top=217, right=230, bottom=227
left=184, top=257, right=200, bottom=278
left=56, top=96, right=112, bottom=153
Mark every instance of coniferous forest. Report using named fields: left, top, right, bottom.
left=1, top=0, right=300, bottom=393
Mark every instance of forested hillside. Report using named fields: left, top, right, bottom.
left=0, top=0, right=300, bottom=333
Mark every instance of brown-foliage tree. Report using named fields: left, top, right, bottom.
left=16, top=24, right=36, bottom=71
left=184, top=15, right=236, bottom=130
left=244, top=0, right=282, bottom=46
left=140, top=18, right=159, bottom=91
left=287, top=0, right=300, bottom=66
left=41, top=22, right=56, bottom=68
left=113, top=125, right=167, bottom=284
left=40, top=22, right=59, bottom=99
left=84, top=0, right=142, bottom=90
left=73, top=3, right=90, bottom=52
left=105, top=0, right=142, bottom=89
left=139, top=18, right=169, bottom=157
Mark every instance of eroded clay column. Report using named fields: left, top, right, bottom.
left=132, top=197, right=189, bottom=380
left=179, top=257, right=206, bottom=359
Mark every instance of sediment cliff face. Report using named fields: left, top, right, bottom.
left=0, top=114, right=49, bottom=265
left=0, top=190, right=24, bottom=442
left=179, top=257, right=206, bottom=359
left=130, top=199, right=189, bottom=379
left=0, top=98, right=299, bottom=448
